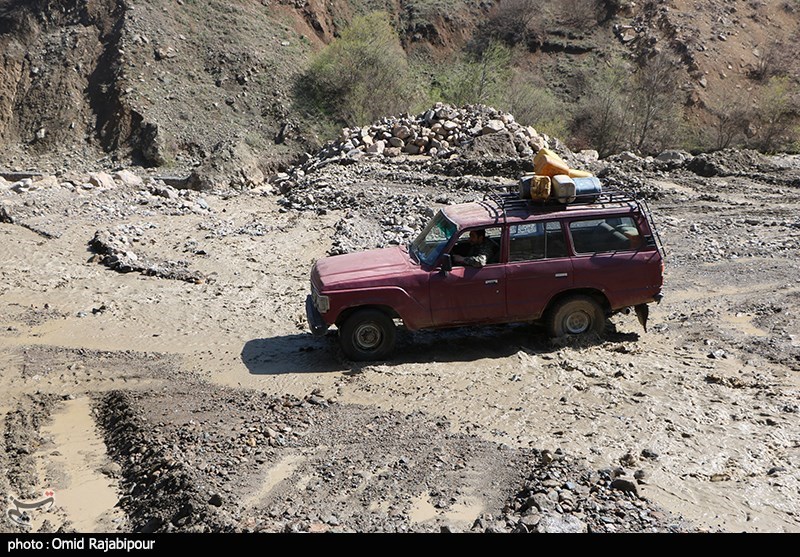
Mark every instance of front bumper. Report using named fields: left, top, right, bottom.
left=306, top=295, right=329, bottom=336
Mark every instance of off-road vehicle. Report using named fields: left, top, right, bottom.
left=306, top=186, right=664, bottom=361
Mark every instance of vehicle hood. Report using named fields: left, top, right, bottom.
left=314, top=245, right=413, bottom=290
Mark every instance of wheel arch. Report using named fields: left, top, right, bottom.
left=545, top=288, right=611, bottom=320
left=336, top=304, right=399, bottom=328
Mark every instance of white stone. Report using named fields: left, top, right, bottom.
left=89, top=172, right=116, bottom=189
left=113, top=169, right=144, bottom=187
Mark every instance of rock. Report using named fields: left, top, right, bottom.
left=641, top=448, right=659, bottom=460
left=367, top=139, right=386, bottom=155
left=343, top=148, right=364, bottom=161
left=442, top=120, right=459, bottom=132
left=139, top=121, right=168, bottom=166
left=114, top=169, right=144, bottom=187
left=529, top=492, right=556, bottom=512
left=208, top=493, right=223, bottom=507
left=537, top=514, right=588, bottom=533
left=100, top=462, right=123, bottom=478
left=89, top=172, right=116, bottom=189
left=33, top=176, right=60, bottom=189
left=464, top=130, right=518, bottom=160
left=392, top=125, right=412, bottom=140
left=481, top=119, right=505, bottom=134
left=656, top=150, right=692, bottom=164
left=616, top=151, right=641, bottom=162
left=610, top=477, right=639, bottom=496
left=10, top=178, right=33, bottom=192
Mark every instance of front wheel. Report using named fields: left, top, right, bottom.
left=547, top=295, right=605, bottom=338
left=339, top=309, right=396, bottom=361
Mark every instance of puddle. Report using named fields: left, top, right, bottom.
left=725, top=314, right=769, bottom=337
left=408, top=492, right=437, bottom=523
left=408, top=491, right=484, bottom=527
left=37, top=397, right=125, bottom=532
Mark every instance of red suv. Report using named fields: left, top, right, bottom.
left=306, top=189, right=664, bottom=360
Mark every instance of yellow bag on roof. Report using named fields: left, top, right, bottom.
left=533, top=148, right=569, bottom=177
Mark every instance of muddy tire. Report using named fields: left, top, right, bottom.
left=547, top=295, right=605, bottom=338
left=339, top=309, right=396, bottom=361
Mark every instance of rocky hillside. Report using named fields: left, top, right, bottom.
left=0, top=0, right=798, bottom=181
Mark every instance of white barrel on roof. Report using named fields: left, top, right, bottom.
left=552, top=174, right=576, bottom=204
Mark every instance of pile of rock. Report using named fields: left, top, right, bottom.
left=302, top=103, right=550, bottom=172
left=477, top=449, right=698, bottom=533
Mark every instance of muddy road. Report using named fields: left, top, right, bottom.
left=0, top=152, right=799, bottom=532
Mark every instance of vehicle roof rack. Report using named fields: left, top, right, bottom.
left=482, top=182, right=639, bottom=212
left=480, top=179, right=667, bottom=258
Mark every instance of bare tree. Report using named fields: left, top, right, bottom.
left=574, top=60, right=629, bottom=157
left=557, top=0, right=602, bottom=27
left=628, top=51, right=683, bottom=154
left=749, top=42, right=795, bottom=82
left=470, top=0, right=546, bottom=54
left=707, top=91, right=751, bottom=150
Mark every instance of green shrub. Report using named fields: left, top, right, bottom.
left=505, top=72, right=569, bottom=139
left=751, top=76, right=800, bottom=153
left=298, top=12, right=419, bottom=127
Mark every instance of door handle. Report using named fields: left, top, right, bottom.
left=485, top=279, right=498, bottom=285
left=554, top=273, right=568, bottom=278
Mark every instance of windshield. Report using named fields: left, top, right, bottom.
left=410, top=211, right=458, bottom=266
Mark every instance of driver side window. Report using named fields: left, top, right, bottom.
left=450, top=227, right=502, bottom=266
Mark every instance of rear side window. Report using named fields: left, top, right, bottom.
left=569, top=217, right=642, bottom=253
left=509, top=221, right=568, bottom=262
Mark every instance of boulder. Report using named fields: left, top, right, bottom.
left=464, top=130, right=518, bottom=160
left=113, top=169, right=144, bottom=187
left=481, top=119, right=505, bottom=134
left=89, top=172, right=116, bottom=189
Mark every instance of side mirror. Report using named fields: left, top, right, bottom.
left=440, top=254, right=452, bottom=274
left=644, top=235, right=656, bottom=247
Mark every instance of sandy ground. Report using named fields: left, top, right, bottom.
left=0, top=156, right=799, bottom=532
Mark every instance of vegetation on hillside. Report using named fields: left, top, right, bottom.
left=298, top=5, right=799, bottom=155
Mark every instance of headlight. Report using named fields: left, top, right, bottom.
left=312, top=285, right=330, bottom=313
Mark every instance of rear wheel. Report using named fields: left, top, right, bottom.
left=547, top=295, right=605, bottom=338
left=339, top=309, right=396, bottom=361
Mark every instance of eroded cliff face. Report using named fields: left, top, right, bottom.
left=0, top=0, right=350, bottom=173
left=0, top=0, right=135, bottom=160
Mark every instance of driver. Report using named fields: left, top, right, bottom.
left=452, top=229, right=495, bottom=268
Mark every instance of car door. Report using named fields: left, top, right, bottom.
left=505, top=221, right=574, bottom=321
left=429, top=227, right=507, bottom=326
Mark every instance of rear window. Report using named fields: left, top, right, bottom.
left=569, top=217, right=642, bottom=253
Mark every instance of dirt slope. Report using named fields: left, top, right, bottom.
left=1, top=0, right=798, bottom=177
